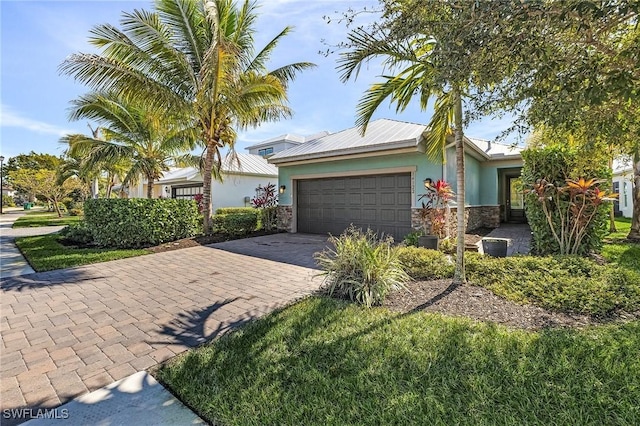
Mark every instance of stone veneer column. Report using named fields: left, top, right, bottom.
left=277, top=205, right=293, bottom=232
left=412, top=205, right=501, bottom=234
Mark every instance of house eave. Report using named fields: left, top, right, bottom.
left=269, top=138, right=421, bottom=165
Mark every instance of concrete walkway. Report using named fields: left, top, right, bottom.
left=1, top=209, right=65, bottom=279
left=1, top=234, right=327, bottom=424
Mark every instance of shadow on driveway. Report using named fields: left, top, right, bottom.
left=208, top=233, right=329, bottom=269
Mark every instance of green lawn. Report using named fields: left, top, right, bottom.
left=12, top=211, right=82, bottom=228
left=15, top=234, right=151, bottom=272
left=157, top=297, right=640, bottom=426
left=158, top=217, right=640, bottom=425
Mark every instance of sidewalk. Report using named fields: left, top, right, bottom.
left=0, top=209, right=64, bottom=279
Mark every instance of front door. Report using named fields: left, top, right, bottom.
left=506, top=176, right=526, bottom=223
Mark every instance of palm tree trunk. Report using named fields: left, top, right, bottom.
left=452, top=88, right=466, bottom=285
left=147, top=176, right=154, bottom=199
left=628, top=148, right=640, bottom=241
left=202, top=141, right=216, bottom=233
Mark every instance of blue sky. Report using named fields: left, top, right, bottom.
left=1, top=0, right=518, bottom=160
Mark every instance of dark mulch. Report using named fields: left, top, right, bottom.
left=383, top=279, right=599, bottom=330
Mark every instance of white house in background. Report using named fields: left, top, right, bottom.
left=613, top=158, right=634, bottom=218
left=126, top=153, right=277, bottom=212
left=245, top=131, right=330, bottom=157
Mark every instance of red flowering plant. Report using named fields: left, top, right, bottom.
left=193, top=193, right=205, bottom=213
left=251, top=183, right=278, bottom=231
left=417, top=179, right=454, bottom=238
left=529, top=177, right=617, bottom=254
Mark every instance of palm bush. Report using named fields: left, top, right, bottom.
left=315, top=227, right=410, bottom=308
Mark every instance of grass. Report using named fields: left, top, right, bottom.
left=157, top=297, right=640, bottom=426
left=15, top=234, right=151, bottom=272
left=12, top=211, right=82, bottom=228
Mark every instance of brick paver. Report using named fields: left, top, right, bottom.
left=1, top=235, right=326, bottom=416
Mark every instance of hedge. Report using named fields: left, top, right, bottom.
left=84, top=198, right=201, bottom=248
left=211, top=212, right=258, bottom=235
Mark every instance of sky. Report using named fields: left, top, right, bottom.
left=0, top=0, right=519, bottom=161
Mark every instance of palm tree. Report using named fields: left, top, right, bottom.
left=338, top=28, right=469, bottom=284
left=62, top=92, right=192, bottom=198
left=60, top=0, right=314, bottom=231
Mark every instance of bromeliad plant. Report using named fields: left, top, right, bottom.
left=417, top=179, right=454, bottom=238
left=529, top=177, right=617, bottom=255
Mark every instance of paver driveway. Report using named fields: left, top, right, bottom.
left=0, top=234, right=327, bottom=421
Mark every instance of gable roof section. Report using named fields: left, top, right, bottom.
left=245, top=131, right=330, bottom=150
left=465, top=137, right=523, bottom=160
left=269, top=119, right=426, bottom=164
left=157, top=154, right=277, bottom=184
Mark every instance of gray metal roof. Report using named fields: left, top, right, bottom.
left=466, top=137, right=523, bottom=159
left=222, top=153, right=278, bottom=176
left=245, top=131, right=330, bottom=150
left=157, top=154, right=276, bottom=184
left=269, top=119, right=426, bottom=164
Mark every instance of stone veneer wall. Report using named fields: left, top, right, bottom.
left=277, top=205, right=293, bottom=232
left=411, top=205, right=500, bottom=234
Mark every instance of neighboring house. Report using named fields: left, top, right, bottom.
left=245, top=131, right=330, bottom=157
left=2, top=186, right=16, bottom=198
left=269, top=118, right=524, bottom=242
left=613, top=159, right=634, bottom=218
left=124, top=153, right=278, bottom=212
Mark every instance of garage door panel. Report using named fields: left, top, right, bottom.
left=297, top=173, right=412, bottom=241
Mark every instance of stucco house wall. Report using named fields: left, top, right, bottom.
left=613, top=169, right=634, bottom=218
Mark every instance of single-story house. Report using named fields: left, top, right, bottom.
left=124, top=153, right=278, bottom=212
left=613, top=159, right=634, bottom=218
left=268, top=118, right=524, bottom=242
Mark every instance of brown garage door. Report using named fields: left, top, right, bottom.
left=296, top=173, right=413, bottom=242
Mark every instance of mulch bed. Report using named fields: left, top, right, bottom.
left=383, top=279, right=602, bottom=330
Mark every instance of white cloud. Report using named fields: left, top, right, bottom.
left=1, top=104, right=75, bottom=137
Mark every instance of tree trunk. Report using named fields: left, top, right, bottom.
left=452, top=89, right=466, bottom=285
left=628, top=148, right=640, bottom=241
left=146, top=176, right=154, bottom=199
left=52, top=198, right=63, bottom=218
left=608, top=153, right=617, bottom=232
left=201, top=141, right=216, bottom=233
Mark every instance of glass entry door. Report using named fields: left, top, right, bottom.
left=507, top=177, right=526, bottom=223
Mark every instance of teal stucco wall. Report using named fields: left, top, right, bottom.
left=277, top=152, right=442, bottom=207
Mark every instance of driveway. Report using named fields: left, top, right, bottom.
left=0, top=234, right=328, bottom=423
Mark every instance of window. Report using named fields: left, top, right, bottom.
left=624, top=182, right=628, bottom=207
left=258, top=147, right=274, bottom=156
left=172, top=185, right=203, bottom=200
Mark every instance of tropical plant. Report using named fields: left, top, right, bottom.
left=60, top=0, right=314, bottom=232
left=61, top=93, right=192, bottom=199
left=8, top=169, right=83, bottom=217
left=251, top=182, right=278, bottom=231
left=528, top=178, right=617, bottom=255
left=417, top=179, right=454, bottom=238
left=315, top=227, right=410, bottom=308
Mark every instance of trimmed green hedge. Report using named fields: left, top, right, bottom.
left=211, top=212, right=258, bottom=235
left=216, top=207, right=257, bottom=215
left=84, top=199, right=201, bottom=248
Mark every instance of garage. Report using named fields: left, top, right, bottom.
left=296, top=173, right=413, bottom=241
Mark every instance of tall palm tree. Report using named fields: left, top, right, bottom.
left=62, top=92, right=192, bottom=198
left=339, top=28, right=469, bottom=284
left=60, top=0, right=314, bottom=231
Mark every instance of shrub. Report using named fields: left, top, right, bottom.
left=522, top=144, right=611, bottom=255
left=396, top=246, right=454, bottom=280
left=211, top=212, right=258, bottom=235
left=466, top=253, right=640, bottom=317
left=402, top=231, right=421, bottom=247
left=2, top=195, right=16, bottom=207
left=68, top=208, right=83, bottom=216
left=251, top=183, right=278, bottom=231
left=315, top=227, right=410, bottom=308
left=84, top=198, right=201, bottom=248
left=60, top=222, right=94, bottom=245
left=216, top=207, right=258, bottom=215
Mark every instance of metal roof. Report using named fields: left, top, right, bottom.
left=466, top=137, right=524, bottom=159
left=269, top=119, right=426, bottom=164
left=157, top=154, right=277, bottom=184
left=245, top=131, right=330, bottom=150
